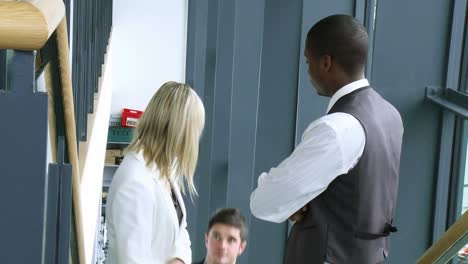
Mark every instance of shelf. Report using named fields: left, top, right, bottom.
left=104, top=164, right=119, bottom=168
left=103, top=172, right=114, bottom=187
left=107, top=141, right=131, bottom=145
left=103, top=166, right=117, bottom=187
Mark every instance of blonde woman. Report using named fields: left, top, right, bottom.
left=106, top=81, right=205, bottom=264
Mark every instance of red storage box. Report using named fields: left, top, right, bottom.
left=121, top=108, right=143, bottom=127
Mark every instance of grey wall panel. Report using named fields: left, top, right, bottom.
left=226, top=0, right=265, bottom=263
left=191, top=0, right=209, bottom=99
left=191, top=0, right=220, bottom=260
left=184, top=0, right=207, bottom=255
left=355, top=0, right=366, bottom=24
left=208, top=0, right=236, bottom=215
left=364, top=0, right=378, bottom=81
left=183, top=0, right=199, bottom=247
left=203, top=0, right=238, bottom=238
left=185, top=0, right=196, bottom=89
left=57, top=143, right=73, bottom=264
left=371, top=0, right=452, bottom=262
left=248, top=1, right=303, bottom=263
left=0, top=50, right=6, bottom=90
left=184, top=0, right=224, bottom=260
left=44, top=163, right=60, bottom=264
left=295, top=0, right=355, bottom=142
left=0, top=51, right=48, bottom=264
left=461, top=18, right=468, bottom=94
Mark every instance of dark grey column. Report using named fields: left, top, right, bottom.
left=44, top=137, right=73, bottom=264
left=0, top=51, right=49, bottom=264
left=364, top=0, right=378, bottom=81
left=0, top=50, right=6, bottom=90
left=460, top=13, right=468, bottom=94
left=355, top=0, right=366, bottom=23
left=44, top=163, right=60, bottom=264
left=184, top=0, right=218, bottom=260
left=72, top=0, right=87, bottom=142
left=208, top=0, right=236, bottom=219
left=248, top=1, right=303, bottom=263
left=226, top=0, right=265, bottom=263
left=193, top=0, right=220, bottom=260
left=189, top=0, right=209, bottom=98
left=57, top=151, right=73, bottom=264
left=183, top=0, right=200, bottom=251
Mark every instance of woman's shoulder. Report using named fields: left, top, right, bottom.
left=113, top=152, right=156, bottom=186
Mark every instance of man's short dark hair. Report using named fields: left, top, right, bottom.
left=306, top=14, right=368, bottom=77
left=207, top=208, right=248, bottom=242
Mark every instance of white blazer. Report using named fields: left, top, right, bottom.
left=106, top=151, right=192, bottom=264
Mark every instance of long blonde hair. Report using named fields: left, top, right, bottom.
left=127, top=81, right=205, bottom=195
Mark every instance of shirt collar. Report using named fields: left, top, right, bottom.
left=326, top=78, right=369, bottom=113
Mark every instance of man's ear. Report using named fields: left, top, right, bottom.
left=320, top=54, right=332, bottom=72
left=238, top=241, right=247, bottom=255
left=205, top=233, right=208, bottom=247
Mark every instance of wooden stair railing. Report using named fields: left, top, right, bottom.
left=0, top=0, right=64, bottom=50
left=56, top=18, right=86, bottom=264
left=0, top=1, right=85, bottom=263
left=417, top=210, right=468, bottom=264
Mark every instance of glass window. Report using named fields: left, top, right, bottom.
left=460, top=13, right=468, bottom=94
left=458, top=120, right=468, bottom=262
left=460, top=120, right=468, bottom=214
left=464, top=160, right=468, bottom=215
left=459, top=7, right=468, bottom=212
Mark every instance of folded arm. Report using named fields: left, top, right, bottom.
left=250, top=114, right=365, bottom=223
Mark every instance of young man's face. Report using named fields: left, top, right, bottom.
left=205, top=223, right=246, bottom=264
left=304, top=46, right=333, bottom=97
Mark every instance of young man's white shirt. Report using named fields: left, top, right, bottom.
left=250, top=79, right=369, bottom=222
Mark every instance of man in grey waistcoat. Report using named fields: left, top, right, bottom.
left=250, top=14, right=403, bottom=264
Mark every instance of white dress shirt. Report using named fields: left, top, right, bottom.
left=106, top=151, right=192, bottom=264
left=250, top=79, right=369, bottom=223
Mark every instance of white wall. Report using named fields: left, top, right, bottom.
left=81, top=2, right=187, bottom=262
left=81, top=46, right=113, bottom=264
left=110, top=0, right=188, bottom=115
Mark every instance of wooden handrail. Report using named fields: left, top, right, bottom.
left=55, top=18, right=86, bottom=264
left=417, top=210, right=468, bottom=263
left=0, top=0, right=65, bottom=50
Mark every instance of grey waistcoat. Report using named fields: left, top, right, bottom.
left=284, top=87, right=404, bottom=264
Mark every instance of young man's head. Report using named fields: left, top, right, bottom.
left=205, top=208, right=247, bottom=264
left=304, top=14, right=368, bottom=96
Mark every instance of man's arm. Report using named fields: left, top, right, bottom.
left=250, top=113, right=365, bottom=223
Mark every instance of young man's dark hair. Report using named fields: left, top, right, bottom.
left=207, top=208, right=248, bottom=241
left=306, top=14, right=368, bottom=78
left=193, top=208, right=248, bottom=264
